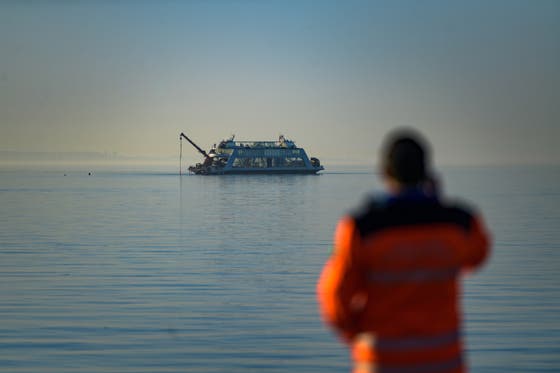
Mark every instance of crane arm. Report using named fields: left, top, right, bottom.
left=180, top=132, right=209, bottom=158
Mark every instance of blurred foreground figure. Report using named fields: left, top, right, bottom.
left=317, top=129, right=490, bottom=373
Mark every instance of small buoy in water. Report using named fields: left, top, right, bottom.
left=88, top=172, right=92, bottom=176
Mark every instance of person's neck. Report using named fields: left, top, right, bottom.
left=386, top=179, right=419, bottom=195
left=385, top=179, right=433, bottom=201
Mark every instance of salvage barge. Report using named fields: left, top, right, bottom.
left=180, top=133, right=324, bottom=175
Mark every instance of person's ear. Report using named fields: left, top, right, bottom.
left=382, top=162, right=393, bottom=179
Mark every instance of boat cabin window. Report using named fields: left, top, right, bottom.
left=231, top=155, right=305, bottom=168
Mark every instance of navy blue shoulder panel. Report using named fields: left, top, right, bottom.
left=353, top=198, right=475, bottom=238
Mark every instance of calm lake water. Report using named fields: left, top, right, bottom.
left=0, top=165, right=559, bottom=372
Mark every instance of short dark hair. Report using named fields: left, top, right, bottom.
left=382, top=129, right=430, bottom=186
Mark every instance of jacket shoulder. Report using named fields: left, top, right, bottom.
left=352, top=196, right=479, bottom=238
left=351, top=197, right=390, bottom=237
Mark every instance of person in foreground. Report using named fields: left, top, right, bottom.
left=317, top=129, right=491, bottom=373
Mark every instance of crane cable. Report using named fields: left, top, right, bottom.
left=179, top=135, right=182, bottom=176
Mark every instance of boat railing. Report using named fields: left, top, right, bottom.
left=232, top=141, right=296, bottom=149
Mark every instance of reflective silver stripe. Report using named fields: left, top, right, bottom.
left=367, top=268, right=458, bottom=283
left=376, top=330, right=460, bottom=351
left=354, top=331, right=460, bottom=352
left=365, top=356, right=463, bottom=373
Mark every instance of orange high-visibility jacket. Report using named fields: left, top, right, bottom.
left=317, top=193, right=490, bottom=373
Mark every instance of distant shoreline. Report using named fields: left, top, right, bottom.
left=1, top=151, right=559, bottom=169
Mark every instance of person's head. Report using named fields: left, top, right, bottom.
left=380, top=128, right=431, bottom=192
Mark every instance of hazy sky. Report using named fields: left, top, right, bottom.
left=1, top=0, right=558, bottom=165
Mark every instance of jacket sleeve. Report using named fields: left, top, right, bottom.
left=462, top=214, right=491, bottom=271
left=317, top=216, right=366, bottom=343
